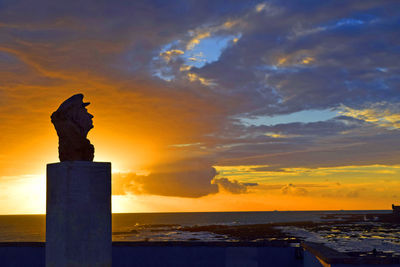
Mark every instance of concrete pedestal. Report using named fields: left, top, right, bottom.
left=46, top=161, right=111, bottom=267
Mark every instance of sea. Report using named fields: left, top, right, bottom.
left=0, top=210, right=392, bottom=244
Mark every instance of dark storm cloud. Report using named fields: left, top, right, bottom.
left=216, top=128, right=400, bottom=169
left=195, top=0, right=400, bottom=116
left=208, top=115, right=400, bottom=170
left=112, top=158, right=219, bottom=198
left=112, top=158, right=259, bottom=197
left=0, top=0, right=252, bottom=85
left=2, top=0, right=398, bottom=114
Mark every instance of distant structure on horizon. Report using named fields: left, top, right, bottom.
left=392, top=204, right=400, bottom=216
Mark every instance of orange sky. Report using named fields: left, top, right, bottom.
left=0, top=1, right=399, bottom=214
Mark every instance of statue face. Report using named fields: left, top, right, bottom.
left=51, top=94, right=94, bottom=137
left=76, top=105, right=94, bottom=136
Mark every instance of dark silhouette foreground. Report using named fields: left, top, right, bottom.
left=51, top=94, right=94, bottom=161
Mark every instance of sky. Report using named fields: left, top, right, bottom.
left=0, top=0, right=399, bottom=214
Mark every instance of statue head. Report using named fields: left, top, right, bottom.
left=51, top=94, right=93, bottom=137
left=51, top=94, right=95, bottom=161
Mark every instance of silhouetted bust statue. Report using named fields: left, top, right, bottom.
left=51, top=94, right=94, bottom=161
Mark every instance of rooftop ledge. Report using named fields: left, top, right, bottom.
left=0, top=240, right=296, bottom=248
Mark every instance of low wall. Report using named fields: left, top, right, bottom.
left=302, top=242, right=400, bottom=267
left=0, top=242, right=44, bottom=267
left=0, top=241, right=303, bottom=267
left=2, top=241, right=399, bottom=267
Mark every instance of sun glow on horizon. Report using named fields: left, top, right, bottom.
left=0, top=174, right=46, bottom=215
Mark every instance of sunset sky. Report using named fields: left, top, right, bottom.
left=0, top=0, right=399, bottom=214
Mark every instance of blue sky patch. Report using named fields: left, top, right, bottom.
left=240, top=109, right=338, bottom=126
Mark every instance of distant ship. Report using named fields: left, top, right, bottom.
left=392, top=204, right=400, bottom=216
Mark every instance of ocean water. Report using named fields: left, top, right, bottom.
left=0, top=210, right=390, bottom=242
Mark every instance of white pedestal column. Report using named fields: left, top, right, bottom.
left=46, top=161, right=111, bottom=267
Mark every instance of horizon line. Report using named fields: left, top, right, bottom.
left=0, top=209, right=392, bottom=216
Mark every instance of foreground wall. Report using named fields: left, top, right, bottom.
left=2, top=242, right=399, bottom=267
left=0, top=242, right=303, bottom=267
left=302, top=242, right=400, bottom=267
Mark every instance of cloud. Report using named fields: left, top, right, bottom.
left=264, top=132, right=300, bottom=138
left=112, top=162, right=258, bottom=197
left=320, top=187, right=366, bottom=199
left=187, top=32, right=211, bottom=50
left=346, top=190, right=361, bottom=198
left=212, top=115, right=400, bottom=171
left=212, top=177, right=257, bottom=194
left=193, top=1, right=400, bottom=117
left=187, top=72, right=215, bottom=86
left=339, top=102, right=400, bottom=129
left=160, top=49, right=184, bottom=63
left=112, top=159, right=218, bottom=198
left=281, top=183, right=308, bottom=196
left=255, top=3, right=268, bottom=13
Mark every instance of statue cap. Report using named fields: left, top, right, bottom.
left=56, top=93, right=90, bottom=114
